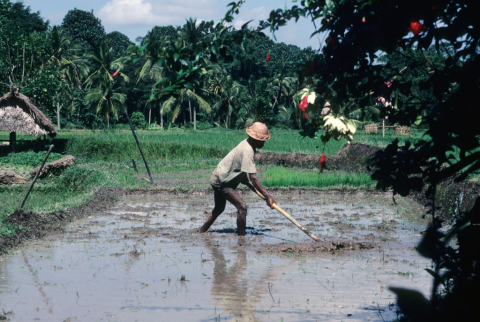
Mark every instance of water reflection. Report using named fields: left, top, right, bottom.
left=206, top=239, right=269, bottom=321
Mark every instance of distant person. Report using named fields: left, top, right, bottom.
left=322, top=101, right=332, bottom=133
left=198, top=122, right=276, bottom=236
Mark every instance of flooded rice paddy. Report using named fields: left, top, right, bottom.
left=0, top=191, right=432, bottom=321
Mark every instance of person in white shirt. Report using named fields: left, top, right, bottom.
left=198, top=122, right=276, bottom=236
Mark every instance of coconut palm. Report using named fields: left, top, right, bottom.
left=208, top=65, right=244, bottom=128
left=45, top=26, right=90, bottom=128
left=83, top=42, right=129, bottom=88
left=84, top=73, right=126, bottom=128
left=161, top=88, right=211, bottom=127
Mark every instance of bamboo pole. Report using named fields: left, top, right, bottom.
left=247, top=184, right=320, bottom=242
left=20, top=144, right=54, bottom=209
left=125, top=110, right=155, bottom=185
left=131, top=158, right=140, bottom=183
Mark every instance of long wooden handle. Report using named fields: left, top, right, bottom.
left=248, top=184, right=320, bottom=242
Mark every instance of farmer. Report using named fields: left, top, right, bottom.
left=198, top=122, right=276, bottom=236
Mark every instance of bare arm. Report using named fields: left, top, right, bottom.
left=247, top=173, right=276, bottom=209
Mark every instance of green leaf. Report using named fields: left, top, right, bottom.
left=425, top=268, right=443, bottom=284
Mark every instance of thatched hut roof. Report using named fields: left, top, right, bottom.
left=0, top=90, right=57, bottom=137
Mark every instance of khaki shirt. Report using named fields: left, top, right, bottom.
left=212, top=139, right=256, bottom=189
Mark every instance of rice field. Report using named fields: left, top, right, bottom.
left=0, top=128, right=426, bottom=237
left=262, top=167, right=376, bottom=190
left=1, top=128, right=428, bottom=161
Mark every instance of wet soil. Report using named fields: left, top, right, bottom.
left=0, top=187, right=123, bottom=255
left=0, top=191, right=431, bottom=321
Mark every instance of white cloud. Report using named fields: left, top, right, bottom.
left=98, top=0, right=218, bottom=26
left=232, top=6, right=269, bottom=30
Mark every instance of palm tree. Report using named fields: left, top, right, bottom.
left=83, top=42, right=129, bottom=88
left=208, top=66, right=244, bottom=128
left=161, top=88, right=211, bottom=127
left=45, top=26, right=90, bottom=128
left=176, top=18, right=213, bottom=128
left=84, top=73, right=126, bottom=128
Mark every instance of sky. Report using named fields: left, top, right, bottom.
left=15, top=0, right=322, bottom=49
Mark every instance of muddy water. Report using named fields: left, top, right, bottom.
left=0, top=191, right=432, bottom=321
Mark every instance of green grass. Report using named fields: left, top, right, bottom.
left=262, top=167, right=376, bottom=190
left=1, top=128, right=428, bottom=159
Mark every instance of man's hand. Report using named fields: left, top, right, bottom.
left=266, top=195, right=276, bottom=209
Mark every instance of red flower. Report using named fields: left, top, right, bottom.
left=362, top=17, right=366, bottom=23
left=266, top=50, right=271, bottom=62
left=303, top=112, right=309, bottom=119
left=303, top=58, right=317, bottom=76
left=320, top=154, right=326, bottom=173
left=112, top=70, right=120, bottom=78
left=409, top=20, right=424, bottom=36
left=299, top=95, right=308, bottom=111
left=328, top=35, right=338, bottom=48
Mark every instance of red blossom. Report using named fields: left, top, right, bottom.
left=266, top=50, right=271, bottom=62
left=362, top=17, right=366, bottom=23
left=299, top=95, right=308, bottom=111
left=303, top=58, right=317, bottom=76
left=328, top=35, right=338, bottom=48
left=303, top=112, right=309, bottom=119
left=320, top=153, right=326, bottom=173
left=409, top=20, right=424, bottom=36
left=112, top=70, right=120, bottom=78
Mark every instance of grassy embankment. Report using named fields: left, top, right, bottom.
left=0, top=128, right=425, bottom=236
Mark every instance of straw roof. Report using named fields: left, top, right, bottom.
left=0, top=90, right=57, bottom=137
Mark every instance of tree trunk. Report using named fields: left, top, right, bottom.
left=183, top=107, right=186, bottom=125
left=160, top=104, right=163, bottom=130
left=107, top=117, right=110, bottom=128
left=9, top=132, right=16, bottom=154
left=149, top=108, right=151, bottom=125
left=188, top=98, right=192, bottom=123
left=56, top=92, right=60, bottom=130
left=192, top=89, right=196, bottom=130
left=194, top=106, right=197, bottom=130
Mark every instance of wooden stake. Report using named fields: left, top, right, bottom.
left=9, top=132, right=16, bottom=154
left=21, top=144, right=54, bottom=209
left=131, top=158, right=140, bottom=183
left=125, top=110, right=155, bottom=185
left=247, top=184, right=320, bottom=242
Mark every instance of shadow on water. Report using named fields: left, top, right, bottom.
left=210, top=227, right=297, bottom=243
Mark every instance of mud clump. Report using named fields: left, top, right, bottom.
left=255, top=143, right=379, bottom=172
left=331, top=143, right=380, bottom=172
left=261, top=241, right=376, bottom=255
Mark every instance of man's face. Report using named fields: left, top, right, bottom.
left=250, top=138, right=265, bottom=149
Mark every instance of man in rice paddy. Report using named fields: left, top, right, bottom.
left=199, top=122, right=276, bottom=236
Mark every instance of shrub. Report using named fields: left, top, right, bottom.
left=130, top=112, right=147, bottom=130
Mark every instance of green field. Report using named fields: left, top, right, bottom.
left=0, top=128, right=426, bottom=237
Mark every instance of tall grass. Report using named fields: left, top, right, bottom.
left=262, top=167, right=375, bottom=189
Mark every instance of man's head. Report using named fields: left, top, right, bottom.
left=246, top=122, right=270, bottom=149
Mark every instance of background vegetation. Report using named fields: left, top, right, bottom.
left=1, top=0, right=479, bottom=320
